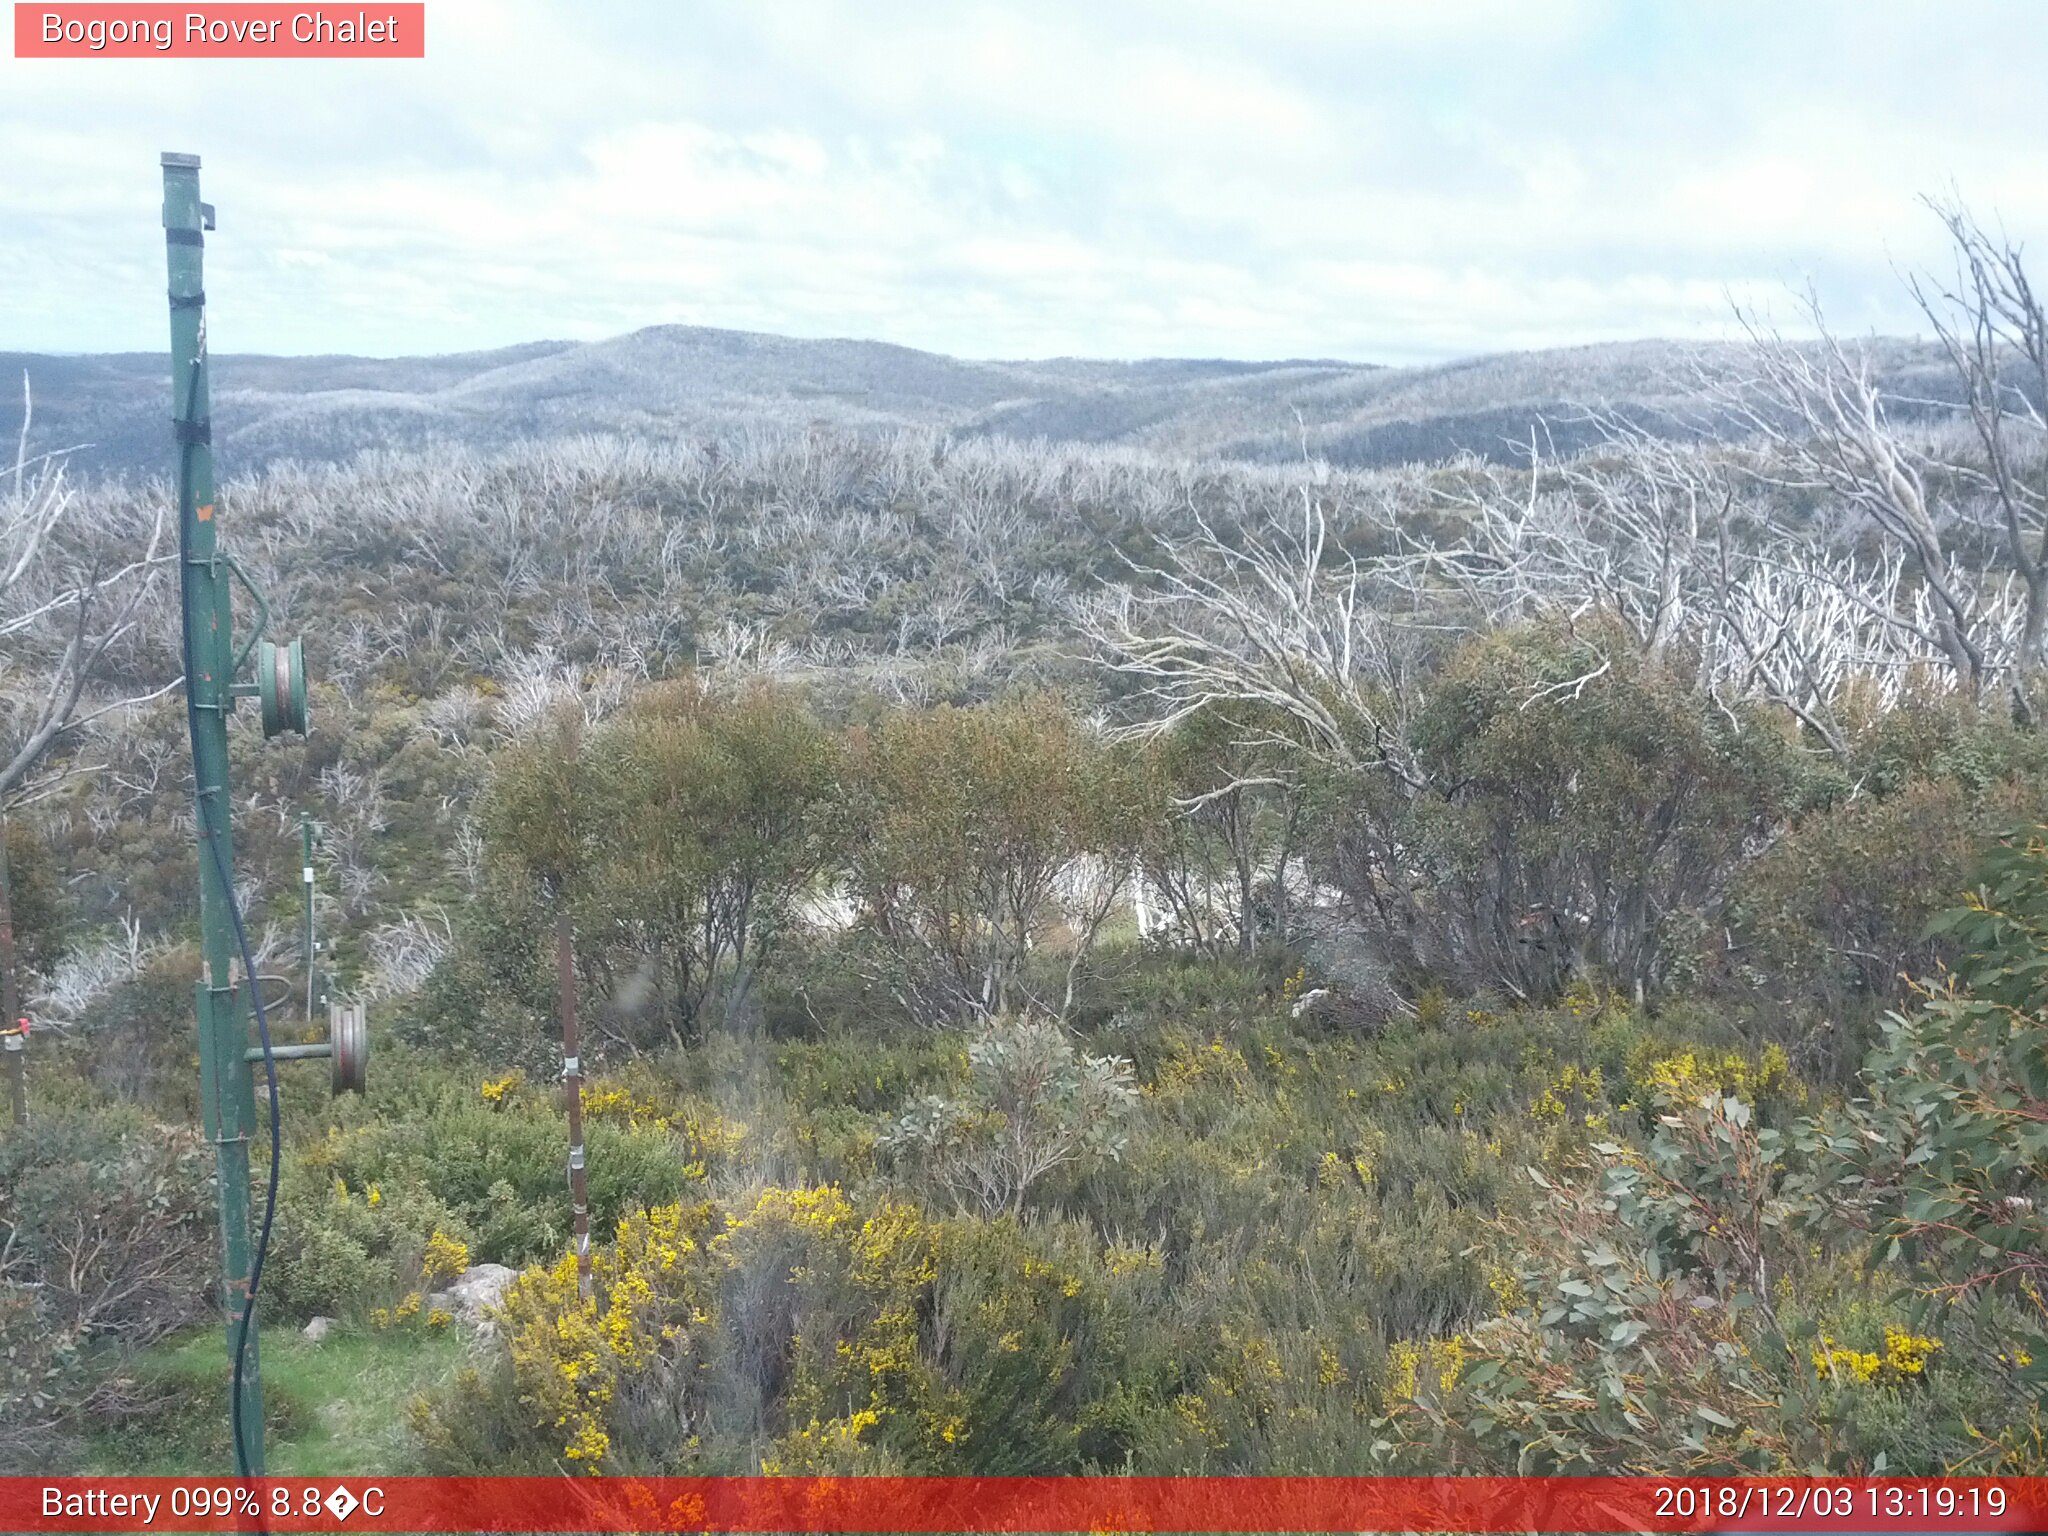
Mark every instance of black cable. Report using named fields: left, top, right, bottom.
left=215, top=799, right=281, bottom=1482
left=177, top=358, right=281, bottom=1479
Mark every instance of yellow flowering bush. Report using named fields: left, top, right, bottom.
left=1531, top=1063, right=1602, bottom=1122
left=761, top=1409, right=891, bottom=1474
left=1279, top=966, right=1310, bottom=1010
left=427, top=1184, right=1190, bottom=1477
left=922, top=1215, right=1158, bottom=1473
left=456, top=1187, right=947, bottom=1475
left=496, top=1200, right=718, bottom=1474
left=578, top=1076, right=747, bottom=1177
left=1883, top=1327, right=1941, bottom=1378
left=739, top=1191, right=941, bottom=1469
left=1633, top=1042, right=1804, bottom=1112
left=1809, top=1327, right=1941, bottom=1386
left=1149, top=1035, right=1253, bottom=1103
left=1811, top=1336, right=1881, bottom=1384
left=269, top=1161, right=476, bottom=1322
left=1315, top=1345, right=1348, bottom=1388
left=370, top=1291, right=422, bottom=1329
left=1385, top=1336, right=1467, bottom=1401
left=422, top=1228, right=470, bottom=1285
left=1483, top=1262, right=1526, bottom=1314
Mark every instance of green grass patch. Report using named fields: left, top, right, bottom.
left=84, top=1324, right=472, bottom=1476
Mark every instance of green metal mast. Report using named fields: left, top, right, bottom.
left=163, top=150, right=267, bottom=1474
left=160, top=152, right=350, bottom=1476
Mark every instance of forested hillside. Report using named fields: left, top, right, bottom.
left=3, top=212, right=2045, bottom=1480
left=2, top=327, right=1965, bottom=481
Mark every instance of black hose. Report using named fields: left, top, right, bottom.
left=177, top=358, right=281, bottom=1479
left=215, top=809, right=282, bottom=1480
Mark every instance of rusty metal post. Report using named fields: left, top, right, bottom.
left=1, top=1031, right=22, bottom=1130
left=557, top=905, right=592, bottom=1300
left=0, top=815, right=22, bottom=1128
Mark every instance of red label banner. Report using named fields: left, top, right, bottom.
left=3, top=1477, right=2046, bottom=1533
left=13, top=4, right=424, bottom=57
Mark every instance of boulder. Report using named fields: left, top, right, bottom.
left=1289, top=986, right=1331, bottom=1019
left=302, top=1316, right=336, bottom=1343
left=442, top=1262, right=518, bottom=1329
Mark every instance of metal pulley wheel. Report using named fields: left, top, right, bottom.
left=329, top=1002, right=367, bottom=1095
left=257, top=636, right=309, bottom=738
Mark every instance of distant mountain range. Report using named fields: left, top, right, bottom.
left=1, top=324, right=1958, bottom=481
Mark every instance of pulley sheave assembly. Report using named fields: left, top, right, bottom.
left=238, top=1000, right=368, bottom=1098
left=221, top=552, right=309, bottom=738
left=256, top=636, right=308, bottom=738
left=329, top=1002, right=368, bottom=1095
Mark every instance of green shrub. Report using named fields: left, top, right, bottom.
left=878, top=1014, right=1138, bottom=1217
left=2, top=814, right=73, bottom=975
left=1734, top=774, right=2048, bottom=1029
left=266, top=1171, right=469, bottom=1321
left=1323, top=620, right=1806, bottom=999
left=0, top=1106, right=215, bottom=1467
left=1385, top=833, right=2048, bottom=1475
left=0, top=1105, right=214, bottom=1340
left=846, top=692, right=1149, bottom=1026
left=288, top=1064, right=706, bottom=1281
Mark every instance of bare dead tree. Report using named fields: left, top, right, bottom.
left=1717, top=294, right=1995, bottom=696
left=1410, top=413, right=2019, bottom=764
left=1080, top=486, right=1416, bottom=782
left=1908, top=197, right=2048, bottom=671
left=1410, top=416, right=1727, bottom=657
left=1, top=375, right=173, bottom=804
left=1701, top=545, right=2010, bottom=762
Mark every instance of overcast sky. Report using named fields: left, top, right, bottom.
left=5, top=0, right=2046, bottom=363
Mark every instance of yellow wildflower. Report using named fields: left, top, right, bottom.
left=1883, top=1327, right=1941, bottom=1377
left=423, top=1229, right=471, bottom=1285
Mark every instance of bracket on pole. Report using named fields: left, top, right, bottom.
left=242, top=1001, right=368, bottom=1095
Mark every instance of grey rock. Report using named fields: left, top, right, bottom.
left=302, top=1316, right=336, bottom=1343
left=442, top=1262, right=518, bottom=1329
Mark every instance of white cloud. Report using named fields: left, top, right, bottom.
left=4, top=0, right=2046, bottom=360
